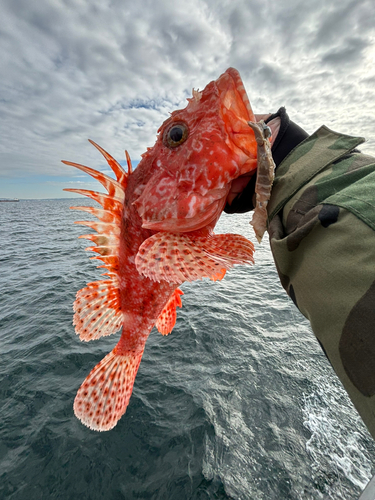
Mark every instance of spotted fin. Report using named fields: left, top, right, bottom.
left=156, top=288, right=183, bottom=335
left=135, top=232, right=254, bottom=283
left=209, top=268, right=227, bottom=282
left=73, top=278, right=122, bottom=341
left=73, top=346, right=143, bottom=431
left=63, top=141, right=131, bottom=340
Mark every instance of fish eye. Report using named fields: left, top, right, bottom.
left=163, top=122, right=189, bottom=148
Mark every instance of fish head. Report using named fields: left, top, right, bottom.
left=133, top=68, right=258, bottom=232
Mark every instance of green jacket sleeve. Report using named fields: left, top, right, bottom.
left=267, top=126, right=375, bottom=438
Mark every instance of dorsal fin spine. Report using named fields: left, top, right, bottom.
left=125, top=150, right=133, bottom=174
left=70, top=206, right=121, bottom=224
left=63, top=188, right=124, bottom=212
left=88, top=139, right=128, bottom=188
left=61, top=161, right=125, bottom=199
left=74, top=220, right=121, bottom=235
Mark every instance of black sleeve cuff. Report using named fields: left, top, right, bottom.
left=266, top=107, right=309, bottom=168
left=224, top=108, right=309, bottom=214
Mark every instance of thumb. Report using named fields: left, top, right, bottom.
left=254, top=114, right=281, bottom=145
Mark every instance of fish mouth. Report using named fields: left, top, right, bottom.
left=217, top=67, right=257, bottom=166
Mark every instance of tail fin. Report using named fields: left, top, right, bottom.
left=74, top=348, right=143, bottom=431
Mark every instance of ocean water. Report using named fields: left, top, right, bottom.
left=0, top=198, right=374, bottom=500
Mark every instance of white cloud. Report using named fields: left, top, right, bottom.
left=0, top=0, right=374, bottom=193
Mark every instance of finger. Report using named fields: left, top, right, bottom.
left=253, top=114, right=281, bottom=145
left=254, top=114, right=272, bottom=122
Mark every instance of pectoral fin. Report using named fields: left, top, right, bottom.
left=135, top=232, right=254, bottom=283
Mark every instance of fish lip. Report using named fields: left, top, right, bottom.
left=223, top=67, right=254, bottom=119
left=218, top=68, right=257, bottom=164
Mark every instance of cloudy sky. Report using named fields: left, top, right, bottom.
left=1, top=0, right=374, bottom=199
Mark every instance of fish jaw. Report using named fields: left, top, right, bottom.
left=135, top=170, right=229, bottom=232
left=218, top=67, right=258, bottom=164
left=133, top=68, right=258, bottom=233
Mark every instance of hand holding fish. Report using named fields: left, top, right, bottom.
left=226, top=113, right=281, bottom=207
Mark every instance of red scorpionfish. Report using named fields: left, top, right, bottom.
left=63, top=68, right=262, bottom=431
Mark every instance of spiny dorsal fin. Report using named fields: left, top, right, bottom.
left=63, top=142, right=131, bottom=341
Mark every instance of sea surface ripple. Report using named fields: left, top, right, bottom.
left=0, top=199, right=374, bottom=499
